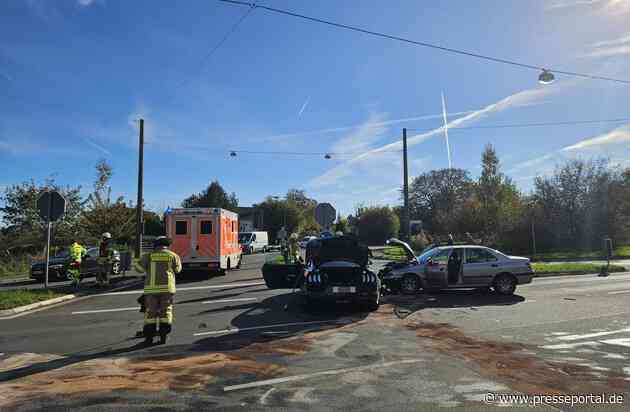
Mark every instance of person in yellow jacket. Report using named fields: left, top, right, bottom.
left=68, top=239, right=87, bottom=287
left=135, top=236, right=182, bottom=345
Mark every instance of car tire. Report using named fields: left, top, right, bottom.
left=401, top=274, right=421, bottom=295
left=366, top=290, right=380, bottom=312
left=493, top=273, right=517, bottom=295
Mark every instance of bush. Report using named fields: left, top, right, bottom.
left=356, top=206, right=400, bottom=245
left=409, top=231, right=430, bottom=252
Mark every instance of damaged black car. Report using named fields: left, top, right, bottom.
left=301, top=235, right=380, bottom=311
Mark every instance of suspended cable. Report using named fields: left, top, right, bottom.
left=218, top=0, right=630, bottom=84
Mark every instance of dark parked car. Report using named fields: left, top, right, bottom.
left=30, top=247, right=121, bottom=283
left=301, top=235, right=380, bottom=311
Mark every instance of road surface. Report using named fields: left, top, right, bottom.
left=2, top=253, right=630, bottom=410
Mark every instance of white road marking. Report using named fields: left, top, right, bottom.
left=99, top=281, right=265, bottom=296
left=72, top=307, right=138, bottom=315
left=541, top=341, right=602, bottom=350
left=194, top=319, right=350, bottom=337
left=608, top=289, right=630, bottom=295
left=555, top=327, right=630, bottom=341
left=223, top=359, right=424, bottom=392
left=259, top=387, right=276, bottom=405
left=202, top=298, right=257, bottom=304
left=600, top=338, right=630, bottom=348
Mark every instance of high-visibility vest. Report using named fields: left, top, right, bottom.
left=70, top=242, right=86, bottom=263
left=138, top=248, right=182, bottom=294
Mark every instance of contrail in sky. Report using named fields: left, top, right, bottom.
left=298, top=96, right=310, bottom=117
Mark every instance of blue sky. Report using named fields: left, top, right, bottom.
left=2, top=0, right=630, bottom=216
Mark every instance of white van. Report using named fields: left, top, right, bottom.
left=239, top=231, right=269, bottom=254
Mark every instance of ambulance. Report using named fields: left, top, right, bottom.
left=164, top=208, right=241, bottom=274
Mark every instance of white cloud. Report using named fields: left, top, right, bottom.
left=561, top=124, right=630, bottom=151
left=586, top=33, right=630, bottom=57
left=547, top=0, right=630, bottom=12
left=84, top=138, right=111, bottom=156
left=508, top=123, right=630, bottom=177
left=309, top=86, right=554, bottom=189
left=298, top=96, right=310, bottom=117
left=248, top=110, right=478, bottom=144
left=78, top=0, right=98, bottom=6
left=330, top=112, right=388, bottom=154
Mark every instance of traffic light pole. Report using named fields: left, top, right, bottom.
left=135, top=119, right=144, bottom=259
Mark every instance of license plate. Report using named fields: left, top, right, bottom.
left=188, top=263, right=201, bottom=268
left=332, top=286, right=356, bottom=293
left=32, top=271, right=43, bottom=275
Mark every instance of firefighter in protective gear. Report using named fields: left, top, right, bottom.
left=68, top=239, right=87, bottom=287
left=288, top=233, right=300, bottom=263
left=135, top=236, right=182, bottom=345
left=96, top=232, right=114, bottom=287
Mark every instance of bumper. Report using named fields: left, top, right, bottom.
left=302, top=286, right=379, bottom=302
left=516, top=272, right=534, bottom=284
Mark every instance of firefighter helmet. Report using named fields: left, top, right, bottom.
left=153, top=236, right=172, bottom=248
left=102, top=232, right=112, bottom=240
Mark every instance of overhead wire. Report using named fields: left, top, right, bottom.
left=218, top=0, right=630, bottom=85
left=406, top=117, right=630, bottom=132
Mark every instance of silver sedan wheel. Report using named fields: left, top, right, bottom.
left=494, top=274, right=516, bottom=295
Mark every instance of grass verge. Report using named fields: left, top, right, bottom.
left=533, top=245, right=630, bottom=261
left=0, top=289, right=67, bottom=311
left=532, top=262, right=626, bottom=275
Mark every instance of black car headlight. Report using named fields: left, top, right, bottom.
left=306, top=271, right=326, bottom=286
left=362, top=271, right=377, bottom=285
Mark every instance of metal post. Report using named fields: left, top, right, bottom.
left=135, top=118, right=144, bottom=258
left=531, top=219, right=537, bottom=257
left=44, top=221, right=51, bottom=289
left=403, top=128, right=410, bottom=241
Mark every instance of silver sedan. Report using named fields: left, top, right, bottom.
left=380, top=239, right=533, bottom=295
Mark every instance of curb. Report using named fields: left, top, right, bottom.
left=0, top=294, right=76, bottom=317
left=0, top=278, right=144, bottom=319
left=533, top=270, right=627, bottom=278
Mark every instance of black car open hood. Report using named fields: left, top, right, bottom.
left=307, top=236, right=369, bottom=266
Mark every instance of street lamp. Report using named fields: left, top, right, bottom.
left=230, top=151, right=237, bottom=157
left=538, top=69, right=555, bottom=85
left=324, top=153, right=332, bottom=159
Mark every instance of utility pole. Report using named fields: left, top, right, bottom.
left=403, top=128, right=410, bottom=241
left=135, top=118, right=144, bottom=258
left=531, top=219, right=537, bottom=257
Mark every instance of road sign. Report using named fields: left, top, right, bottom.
left=36, top=191, right=66, bottom=289
left=277, top=227, right=287, bottom=241
left=37, top=191, right=66, bottom=222
left=314, top=203, right=336, bottom=228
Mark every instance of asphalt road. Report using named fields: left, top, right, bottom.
left=2, top=253, right=630, bottom=411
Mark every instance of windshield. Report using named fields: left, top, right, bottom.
left=417, top=248, right=440, bottom=264
left=238, top=233, right=252, bottom=243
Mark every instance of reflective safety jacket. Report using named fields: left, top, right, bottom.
left=98, top=241, right=114, bottom=264
left=70, top=242, right=87, bottom=263
left=137, top=247, right=182, bottom=294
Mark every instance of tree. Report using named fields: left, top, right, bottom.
left=285, top=189, right=319, bottom=236
left=334, top=216, right=349, bottom=234
left=0, top=178, right=84, bottom=251
left=408, top=168, right=475, bottom=235
left=82, top=159, right=135, bottom=243
left=143, top=211, right=165, bottom=236
left=181, top=181, right=238, bottom=212
left=255, top=197, right=301, bottom=243
left=356, top=206, right=400, bottom=245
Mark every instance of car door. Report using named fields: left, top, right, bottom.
left=463, top=248, right=499, bottom=286
left=82, top=248, right=99, bottom=275
left=424, top=248, right=450, bottom=289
